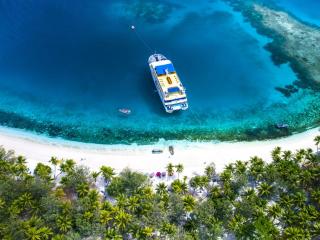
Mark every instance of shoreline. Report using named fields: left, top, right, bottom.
left=0, top=126, right=319, bottom=176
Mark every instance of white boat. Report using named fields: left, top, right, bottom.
left=118, top=108, right=131, bottom=115
left=148, top=54, right=188, bottom=113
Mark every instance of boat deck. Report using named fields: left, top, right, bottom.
left=150, top=59, right=187, bottom=102
left=157, top=72, right=186, bottom=101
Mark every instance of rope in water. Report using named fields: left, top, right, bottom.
left=130, top=25, right=154, bottom=53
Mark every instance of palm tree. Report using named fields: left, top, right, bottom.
left=305, top=147, right=314, bottom=156
left=243, top=188, right=256, bottom=199
left=283, top=209, right=296, bottom=226
left=14, top=155, right=28, bottom=176
left=204, top=164, right=215, bottom=179
left=249, top=156, right=265, bottom=182
left=17, top=155, right=27, bottom=165
left=313, top=222, right=320, bottom=237
left=297, top=206, right=315, bottom=228
left=114, top=209, right=132, bottom=230
left=271, top=147, right=282, bottom=162
left=282, top=150, right=292, bottom=161
left=175, top=163, right=184, bottom=179
left=225, top=163, right=235, bottom=172
left=105, top=228, right=122, bottom=240
left=140, top=187, right=153, bottom=201
left=190, top=176, right=200, bottom=192
left=283, top=227, right=307, bottom=239
left=39, top=227, right=53, bottom=240
left=100, top=209, right=112, bottom=225
left=76, top=182, right=89, bottom=198
left=56, top=215, right=72, bottom=233
left=100, top=166, right=115, bottom=186
left=171, top=180, right=183, bottom=194
left=116, top=194, right=128, bottom=209
left=180, top=181, right=189, bottom=195
left=267, top=204, right=283, bottom=222
left=258, top=182, right=273, bottom=198
left=280, top=195, right=294, bottom=209
left=293, top=192, right=307, bottom=208
left=49, top=157, right=60, bottom=179
left=210, top=186, right=222, bottom=199
left=314, top=136, right=320, bottom=152
left=200, top=176, right=209, bottom=192
left=140, top=226, right=153, bottom=239
left=34, top=163, right=52, bottom=182
left=156, top=183, right=167, bottom=195
left=182, top=195, right=196, bottom=212
left=294, top=149, right=308, bottom=164
left=127, top=196, right=140, bottom=213
left=223, top=182, right=236, bottom=201
left=311, top=190, right=320, bottom=205
left=87, top=189, right=100, bottom=209
left=19, top=192, right=34, bottom=210
left=52, top=234, right=65, bottom=240
left=60, top=159, right=75, bottom=174
left=160, top=222, right=176, bottom=238
left=234, top=160, right=247, bottom=176
left=83, top=211, right=94, bottom=222
left=91, top=171, right=100, bottom=183
left=24, top=226, right=53, bottom=240
left=166, top=163, right=174, bottom=178
left=228, top=214, right=245, bottom=235
left=220, top=169, right=232, bottom=183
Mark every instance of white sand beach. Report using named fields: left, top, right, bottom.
left=0, top=126, right=319, bottom=176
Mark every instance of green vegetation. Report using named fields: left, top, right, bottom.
left=0, top=138, right=319, bottom=239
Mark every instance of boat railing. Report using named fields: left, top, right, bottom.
left=148, top=54, right=167, bottom=63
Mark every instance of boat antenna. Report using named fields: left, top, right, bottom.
left=131, top=25, right=154, bottom=53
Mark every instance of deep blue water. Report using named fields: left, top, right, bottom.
left=276, top=0, right=320, bottom=26
left=0, top=0, right=319, bottom=144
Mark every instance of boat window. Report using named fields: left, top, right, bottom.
left=166, top=76, right=172, bottom=84
left=168, top=87, right=180, bottom=93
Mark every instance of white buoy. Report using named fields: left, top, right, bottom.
left=131, top=25, right=135, bottom=30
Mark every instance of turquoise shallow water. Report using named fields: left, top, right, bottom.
left=0, top=0, right=319, bottom=144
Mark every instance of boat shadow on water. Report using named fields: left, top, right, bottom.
left=137, top=68, right=184, bottom=118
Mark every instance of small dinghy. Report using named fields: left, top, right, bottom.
left=118, top=108, right=131, bottom=115
left=169, top=145, right=174, bottom=155
left=152, top=149, right=163, bottom=154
